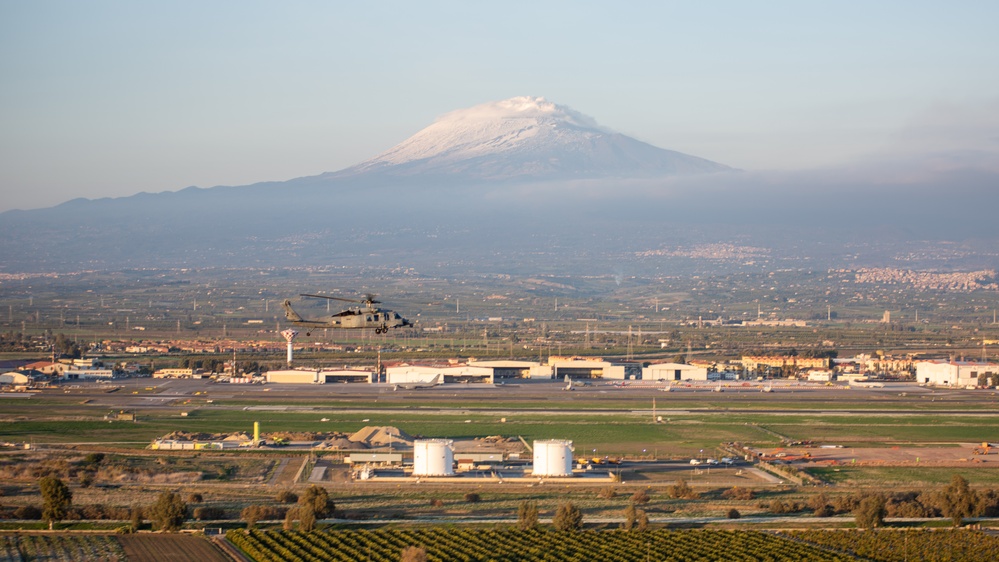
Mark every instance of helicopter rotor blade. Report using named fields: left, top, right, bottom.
left=300, top=294, right=363, bottom=304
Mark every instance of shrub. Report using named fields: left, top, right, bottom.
left=188, top=493, right=203, bottom=504
left=241, top=505, right=286, bottom=529
left=83, top=453, right=105, bottom=466
left=831, top=494, right=861, bottom=514
left=814, top=504, right=834, bottom=517
left=429, top=499, right=445, bottom=508
left=630, top=490, right=651, bottom=504
left=464, top=493, right=481, bottom=503
left=667, top=479, right=698, bottom=500
left=276, top=490, right=298, bottom=504
left=598, top=487, right=617, bottom=500
left=193, top=506, right=225, bottom=520
left=401, top=546, right=428, bottom=562
left=14, top=505, right=42, bottom=520
left=726, top=508, right=741, bottom=519
left=721, top=487, right=754, bottom=501
left=767, top=500, right=800, bottom=514
left=78, top=472, right=94, bottom=488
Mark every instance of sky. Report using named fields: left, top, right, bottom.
left=1, top=1, right=997, bottom=212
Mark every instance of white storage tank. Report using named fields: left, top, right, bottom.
left=413, top=439, right=454, bottom=476
left=532, top=439, right=574, bottom=477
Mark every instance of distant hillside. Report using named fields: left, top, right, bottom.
left=0, top=97, right=996, bottom=273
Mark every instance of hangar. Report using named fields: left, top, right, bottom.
left=643, top=362, right=709, bottom=382
left=550, top=358, right=641, bottom=381
left=468, top=360, right=552, bottom=380
left=915, top=360, right=998, bottom=387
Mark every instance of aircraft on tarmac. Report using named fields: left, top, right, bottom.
left=563, top=375, right=574, bottom=391
left=393, top=374, right=442, bottom=391
left=282, top=293, right=412, bottom=335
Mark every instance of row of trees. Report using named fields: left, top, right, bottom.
left=28, top=475, right=985, bottom=532
left=37, top=476, right=187, bottom=531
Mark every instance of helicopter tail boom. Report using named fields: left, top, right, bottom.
left=282, top=299, right=305, bottom=322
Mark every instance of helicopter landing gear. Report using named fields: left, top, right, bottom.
left=375, top=325, right=387, bottom=334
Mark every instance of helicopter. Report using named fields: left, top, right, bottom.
left=282, top=293, right=412, bottom=335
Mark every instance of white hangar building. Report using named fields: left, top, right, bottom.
left=550, top=358, right=641, bottom=381
left=643, top=362, right=709, bottom=382
left=915, top=361, right=998, bottom=387
left=386, top=364, right=494, bottom=384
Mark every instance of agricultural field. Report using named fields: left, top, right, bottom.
left=117, top=533, right=229, bottom=562
left=0, top=533, right=125, bottom=561
left=227, top=528, right=858, bottom=562
left=783, top=529, right=999, bottom=562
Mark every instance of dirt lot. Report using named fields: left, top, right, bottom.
left=117, top=533, right=229, bottom=562
left=755, top=443, right=999, bottom=467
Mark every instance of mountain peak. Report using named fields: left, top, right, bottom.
left=335, top=96, right=731, bottom=181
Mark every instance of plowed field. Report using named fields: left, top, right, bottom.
left=117, top=534, right=228, bottom=562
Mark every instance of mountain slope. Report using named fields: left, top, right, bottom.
left=327, top=96, right=731, bottom=180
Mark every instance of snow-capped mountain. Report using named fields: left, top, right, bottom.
left=331, top=96, right=731, bottom=180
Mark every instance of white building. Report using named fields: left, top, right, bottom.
left=643, top=362, right=709, bottom=382
left=63, top=368, right=115, bottom=380
left=806, top=369, right=835, bottom=382
left=0, top=372, right=31, bottom=386
left=915, top=361, right=999, bottom=387
left=266, top=369, right=320, bottom=384
left=468, top=360, right=551, bottom=379
left=386, top=364, right=494, bottom=384
left=550, top=358, right=641, bottom=381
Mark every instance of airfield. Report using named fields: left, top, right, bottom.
left=7, top=376, right=999, bottom=487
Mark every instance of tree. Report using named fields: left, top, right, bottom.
left=854, top=494, right=886, bottom=529
left=241, top=505, right=265, bottom=529
left=635, top=508, right=649, bottom=531
left=621, top=503, right=636, bottom=531
left=942, top=474, right=979, bottom=527
left=299, top=485, right=332, bottom=518
left=130, top=504, right=143, bottom=532
left=667, top=479, right=697, bottom=500
left=298, top=503, right=317, bottom=532
left=553, top=502, right=583, bottom=532
left=39, top=476, right=72, bottom=530
left=517, top=501, right=538, bottom=531
left=149, top=491, right=187, bottom=532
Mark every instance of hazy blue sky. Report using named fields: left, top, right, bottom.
left=1, top=1, right=997, bottom=211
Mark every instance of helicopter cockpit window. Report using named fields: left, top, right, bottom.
left=366, top=316, right=372, bottom=322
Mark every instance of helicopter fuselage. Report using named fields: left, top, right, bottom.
left=282, top=299, right=411, bottom=335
